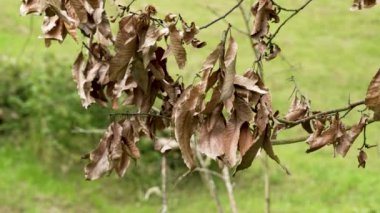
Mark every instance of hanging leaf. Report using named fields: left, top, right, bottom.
left=251, top=0, right=279, bottom=39
left=172, top=86, right=203, bottom=169
left=220, top=36, right=238, bottom=102
left=108, top=16, right=138, bottom=81
left=351, top=0, right=378, bottom=10
left=336, top=116, right=367, bottom=157
left=365, top=69, right=380, bottom=120
left=198, top=104, right=226, bottom=159
left=357, top=150, right=367, bottom=168
left=166, top=14, right=187, bottom=69
left=306, top=115, right=341, bottom=153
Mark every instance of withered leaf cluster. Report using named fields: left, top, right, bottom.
left=250, top=0, right=281, bottom=61
left=20, top=1, right=380, bottom=181
left=305, top=115, right=368, bottom=156
left=21, top=0, right=113, bottom=47
left=351, top=0, right=378, bottom=10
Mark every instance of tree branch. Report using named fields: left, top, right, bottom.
left=268, top=0, right=314, bottom=44
left=206, top=5, right=249, bottom=36
left=271, top=0, right=299, bottom=12
left=200, top=0, right=245, bottom=30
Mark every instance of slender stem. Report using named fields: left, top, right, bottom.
left=271, top=0, right=299, bottom=12
left=206, top=6, right=249, bottom=36
left=109, top=112, right=170, bottom=119
left=161, top=154, right=168, bottom=213
left=262, top=154, right=270, bottom=213
left=268, top=0, right=314, bottom=44
left=222, top=165, right=238, bottom=213
left=196, top=151, right=224, bottom=213
left=200, top=0, right=245, bottom=30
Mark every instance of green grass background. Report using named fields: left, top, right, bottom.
left=1, top=0, right=380, bottom=212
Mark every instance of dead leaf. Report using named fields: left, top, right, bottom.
left=251, top=0, right=279, bottom=39
left=168, top=24, right=187, bottom=69
left=69, top=0, right=88, bottom=23
left=285, top=95, right=309, bottom=121
left=238, top=122, right=255, bottom=157
left=20, top=0, right=46, bottom=16
left=220, top=36, right=238, bottom=102
left=357, top=150, right=367, bottom=168
left=172, top=86, right=203, bottom=169
left=336, top=116, right=367, bottom=157
left=351, top=0, right=378, bottom=10
left=307, top=115, right=340, bottom=153
left=265, top=43, right=281, bottom=61
left=198, top=104, right=226, bottom=159
left=84, top=122, right=130, bottom=180
left=233, top=75, right=267, bottom=94
left=108, top=16, right=138, bottom=81
left=365, top=69, right=380, bottom=120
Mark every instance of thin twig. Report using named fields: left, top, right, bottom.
left=268, top=0, right=314, bottom=44
left=262, top=154, right=270, bottom=213
left=271, top=0, right=299, bottom=12
left=194, top=168, right=224, bottom=180
left=206, top=6, right=249, bottom=36
left=161, top=154, right=168, bottom=213
left=195, top=151, right=224, bottom=213
left=71, top=127, right=105, bottom=134
left=222, top=165, right=238, bottom=213
left=109, top=112, right=170, bottom=119
left=200, top=0, right=245, bottom=30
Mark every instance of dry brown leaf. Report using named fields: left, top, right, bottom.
left=41, top=15, right=67, bottom=47
left=251, top=0, right=279, bottom=39
left=351, top=0, right=378, bottom=10
left=255, top=93, right=272, bottom=135
left=336, top=116, right=367, bottom=157
left=221, top=97, right=254, bottom=166
left=285, top=95, right=309, bottom=121
left=69, top=0, right=88, bottom=23
left=131, top=56, right=149, bottom=94
left=109, top=16, right=138, bottom=82
left=168, top=25, right=187, bottom=69
left=233, top=75, right=267, bottom=94
left=198, top=104, right=226, bottom=159
left=236, top=131, right=263, bottom=172
left=191, top=38, right=207, bottom=48
left=265, top=43, right=281, bottom=61
left=182, top=22, right=199, bottom=44
left=220, top=36, right=238, bottom=102
left=84, top=122, right=130, bottom=180
left=357, top=150, right=367, bottom=168
left=72, top=52, right=95, bottom=108
left=20, top=0, right=46, bottom=16
left=238, top=122, right=255, bottom=157
left=172, top=86, right=203, bottom=169
left=306, top=116, right=340, bottom=153
left=124, top=139, right=141, bottom=159
left=365, top=69, right=380, bottom=120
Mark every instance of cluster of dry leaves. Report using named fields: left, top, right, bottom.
left=20, top=0, right=380, bottom=180
left=250, top=0, right=281, bottom=61
left=351, top=0, right=379, bottom=10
